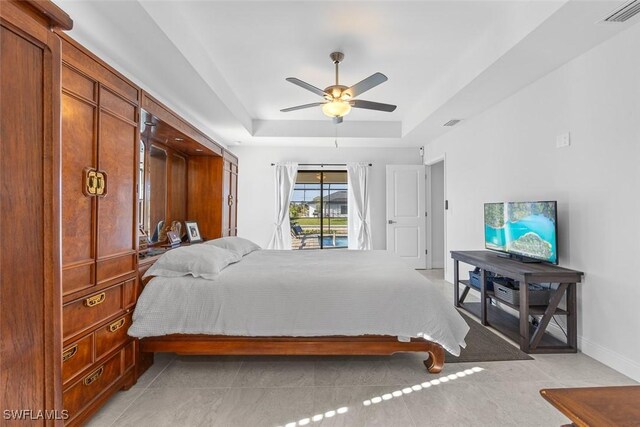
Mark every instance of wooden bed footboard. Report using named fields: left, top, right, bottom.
left=139, top=335, right=445, bottom=373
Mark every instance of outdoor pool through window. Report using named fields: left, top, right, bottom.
left=290, top=170, right=348, bottom=250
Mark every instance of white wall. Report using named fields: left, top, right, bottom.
left=430, top=161, right=445, bottom=269
left=425, top=23, right=640, bottom=381
left=232, top=146, right=421, bottom=250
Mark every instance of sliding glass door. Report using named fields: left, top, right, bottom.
left=290, top=171, right=348, bottom=250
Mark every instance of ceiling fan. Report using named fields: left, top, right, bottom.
left=281, top=52, right=396, bottom=124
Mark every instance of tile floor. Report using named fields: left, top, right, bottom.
left=87, top=270, right=637, bottom=427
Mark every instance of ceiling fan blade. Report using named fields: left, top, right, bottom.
left=285, top=77, right=328, bottom=97
left=280, top=102, right=326, bottom=112
left=351, top=99, right=397, bottom=112
left=344, top=72, right=388, bottom=98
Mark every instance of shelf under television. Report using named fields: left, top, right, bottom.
left=458, top=302, right=571, bottom=352
left=458, top=279, right=568, bottom=316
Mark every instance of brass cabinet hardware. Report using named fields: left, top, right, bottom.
left=95, top=171, right=107, bottom=196
left=84, top=168, right=98, bottom=196
left=84, top=292, right=106, bottom=307
left=62, top=345, right=78, bottom=362
left=95, top=173, right=104, bottom=195
left=108, top=317, right=126, bottom=333
left=83, top=366, right=104, bottom=386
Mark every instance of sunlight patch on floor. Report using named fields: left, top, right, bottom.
left=277, top=367, right=484, bottom=426
left=363, top=367, right=484, bottom=406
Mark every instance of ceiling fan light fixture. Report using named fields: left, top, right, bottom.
left=282, top=52, right=395, bottom=121
left=322, top=100, right=351, bottom=118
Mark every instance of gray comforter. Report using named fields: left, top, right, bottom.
left=129, top=250, right=469, bottom=356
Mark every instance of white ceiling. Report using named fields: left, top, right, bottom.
left=54, top=0, right=639, bottom=148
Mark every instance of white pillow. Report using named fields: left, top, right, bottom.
left=144, top=244, right=241, bottom=280
left=205, top=236, right=261, bottom=257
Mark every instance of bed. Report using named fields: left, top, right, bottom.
left=130, top=246, right=469, bottom=373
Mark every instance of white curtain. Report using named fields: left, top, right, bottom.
left=347, top=163, right=372, bottom=250
left=267, top=162, right=298, bottom=250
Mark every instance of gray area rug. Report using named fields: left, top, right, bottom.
left=446, top=311, right=533, bottom=363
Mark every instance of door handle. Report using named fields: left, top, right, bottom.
left=388, top=220, right=397, bottom=224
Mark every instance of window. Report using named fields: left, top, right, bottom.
left=290, top=171, right=348, bottom=250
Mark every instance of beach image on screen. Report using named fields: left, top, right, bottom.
left=484, top=201, right=557, bottom=263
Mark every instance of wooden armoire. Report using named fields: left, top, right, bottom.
left=58, top=35, right=139, bottom=426
left=0, top=0, right=72, bottom=424
left=1, top=1, right=239, bottom=424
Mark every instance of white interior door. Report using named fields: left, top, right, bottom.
left=386, top=165, right=426, bottom=269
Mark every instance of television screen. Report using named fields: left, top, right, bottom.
left=484, top=201, right=558, bottom=264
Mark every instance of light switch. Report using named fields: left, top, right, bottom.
left=556, top=132, right=571, bottom=148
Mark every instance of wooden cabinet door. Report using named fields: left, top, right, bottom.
left=230, top=167, right=238, bottom=236
left=0, top=0, right=69, bottom=421
left=61, top=65, right=98, bottom=296
left=60, top=37, right=139, bottom=293
left=95, top=87, right=138, bottom=286
left=222, top=161, right=232, bottom=237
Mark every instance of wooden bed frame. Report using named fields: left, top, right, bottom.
left=139, top=334, right=445, bottom=373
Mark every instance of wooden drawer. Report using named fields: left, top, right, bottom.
left=62, top=311, right=133, bottom=386
left=95, top=312, right=132, bottom=361
left=97, top=255, right=136, bottom=286
left=63, top=283, right=125, bottom=339
left=63, top=350, right=122, bottom=418
left=62, top=334, right=94, bottom=386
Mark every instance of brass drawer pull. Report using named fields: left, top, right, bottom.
left=83, top=366, right=104, bottom=386
left=108, top=317, right=126, bottom=333
left=62, top=345, right=78, bottom=362
left=96, top=171, right=108, bottom=197
left=84, top=292, right=106, bottom=307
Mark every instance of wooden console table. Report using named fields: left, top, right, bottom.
left=540, top=386, right=640, bottom=426
left=451, top=250, right=583, bottom=353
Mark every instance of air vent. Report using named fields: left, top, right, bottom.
left=604, top=0, right=640, bottom=22
left=443, top=119, right=461, bottom=127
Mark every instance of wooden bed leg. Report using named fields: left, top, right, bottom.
left=423, top=345, right=445, bottom=373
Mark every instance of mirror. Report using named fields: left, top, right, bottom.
left=139, top=111, right=192, bottom=248
left=147, top=144, right=167, bottom=242
left=138, top=140, right=145, bottom=228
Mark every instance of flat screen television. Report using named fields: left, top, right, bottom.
left=484, top=201, right=558, bottom=264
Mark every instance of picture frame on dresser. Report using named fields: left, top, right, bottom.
left=185, top=220, right=203, bottom=243
left=166, top=231, right=181, bottom=246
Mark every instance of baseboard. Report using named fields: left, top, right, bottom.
left=449, top=277, right=640, bottom=382
left=578, top=335, right=640, bottom=382
left=496, top=306, right=640, bottom=382
left=533, top=318, right=640, bottom=382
